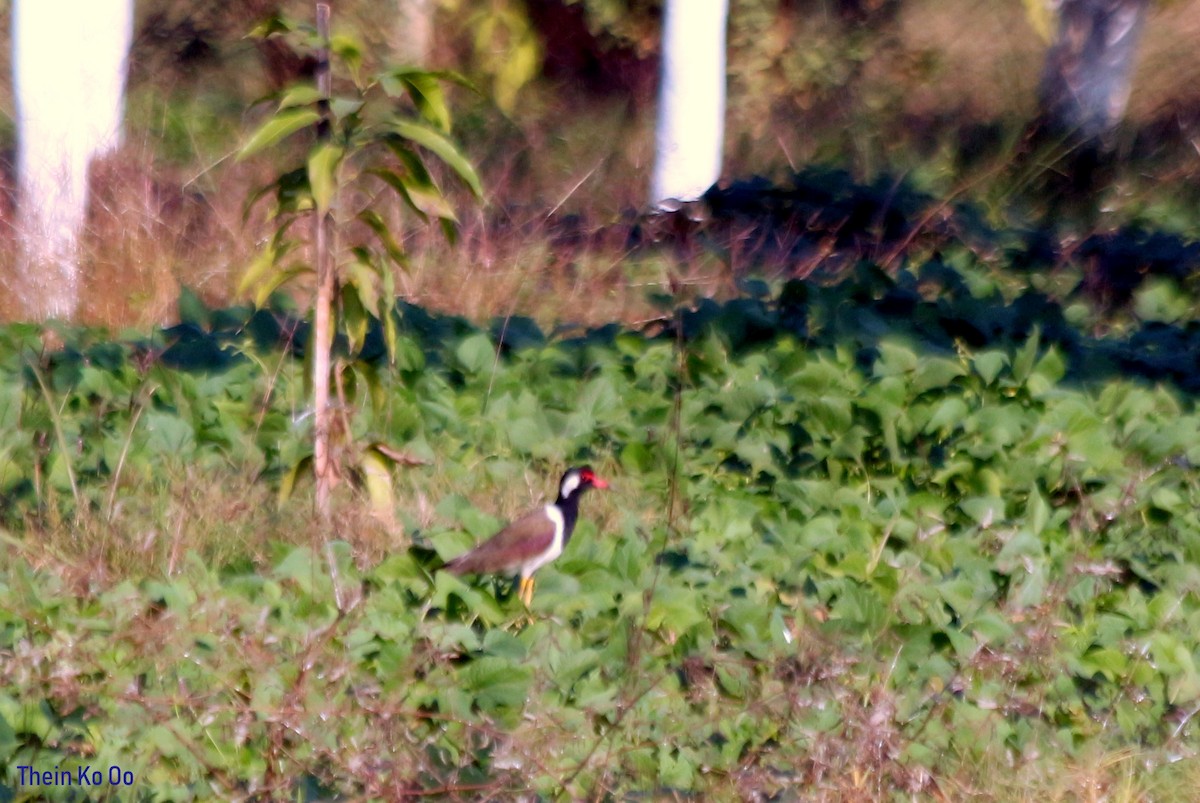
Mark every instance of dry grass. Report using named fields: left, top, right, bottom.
left=0, top=102, right=683, bottom=332
left=12, top=465, right=276, bottom=586
left=0, top=143, right=263, bottom=329
left=2, top=2, right=1200, bottom=332
left=81, top=150, right=255, bottom=327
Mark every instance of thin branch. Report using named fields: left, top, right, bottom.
left=312, top=1, right=335, bottom=518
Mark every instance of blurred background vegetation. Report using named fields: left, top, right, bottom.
left=0, top=0, right=1198, bottom=328
left=2, top=4, right=1200, bottom=797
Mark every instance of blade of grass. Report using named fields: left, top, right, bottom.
left=26, top=356, right=81, bottom=515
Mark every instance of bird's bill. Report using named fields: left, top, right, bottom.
left=581, top=469, right=609, bottom=489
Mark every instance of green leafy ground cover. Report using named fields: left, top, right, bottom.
left=2, top=254, right=1200, bottom=799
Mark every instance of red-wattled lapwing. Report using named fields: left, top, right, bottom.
left=444, top=466, right=608, bottom=606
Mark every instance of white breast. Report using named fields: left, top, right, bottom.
left=520, top=504, right=565, bottom=577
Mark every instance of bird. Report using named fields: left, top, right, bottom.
left=443, top=466, right=609, bottom=606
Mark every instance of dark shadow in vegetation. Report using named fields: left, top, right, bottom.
left=22, top=170, right=1199, bottom=401
left=627, top=171, right=1200, bottom=390
left=627, top=167, right=983, bottom=277
left=139, top=263, right=1200, bottom=402
left=683, top=262, right=1200, bottom=396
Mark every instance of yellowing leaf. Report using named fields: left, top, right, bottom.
left=359, top=448, right=395, bottom=526
left=1022, top=0, right=1057, bottom=43
left=307, top=142, right=343, bottom=215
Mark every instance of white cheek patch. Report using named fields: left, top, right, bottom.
left=560, top=472, right=581, bottom=499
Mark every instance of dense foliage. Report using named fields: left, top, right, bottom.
left=2, top=0, right=1198, bottom=798
left=1, top=243, right=1198, bottom=797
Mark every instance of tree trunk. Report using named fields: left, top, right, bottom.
left=388, top=0, right=435, bottom=65
left=13, top=0, right=133, bottom=320
left=1038, top=0, right=1148, bottom=145
left=649, top=0, right=728, bottom=211
left=1029, top=0, right=1148, bottom=223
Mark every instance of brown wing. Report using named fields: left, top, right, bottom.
left=444, top=509, right=556, bottom=577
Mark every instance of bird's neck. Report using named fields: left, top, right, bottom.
left=554, top=492, right=582, bottom=545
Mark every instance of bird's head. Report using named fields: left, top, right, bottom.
left=559, top=465, right=609, bottom=500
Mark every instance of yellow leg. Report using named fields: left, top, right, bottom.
left=519, top=576, right=535, bottom=607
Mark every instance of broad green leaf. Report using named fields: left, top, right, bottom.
left=358, top=209, right=410, bottom=268
left=924, top=397, right=967, bottom=435
left=402, top=178, right=459, bottom=222
left=1028, top=347, right=1066, bottom=396
left=279, top=454, right=314, bottom=507
left=1075, top=647, right=1129, bottom=682
left=1026, top=487, right=1049, bottom=535
left=380, top=67, right=476, bottom=96
left=278, top=84, right=323, bottom=110
left=456, top=333, right=495, bottom=375
left=1151, top=633, right=1200, bottom=704
left=371, top=553, right=432, bottom=595
left=388, top=120, right=483, bottom=198
left=176, top=286, right=210, bottom=329
left=911, top=357, right=966, bottom=394
left=1012, top=326, right=1040, bottom=384
left=238, top=243, right=279, bottom=298
left=380, top=267, right=399, bottom=361
left=874, top=340, right=919, bottom=377
left=331, top=33, right=364, bottom=85
left=461, top=656, right=532, bottom=716
left=141, top=410, right=196, bottom=455
left=141, top=579, right=196, bottom=612
left=344, top=258, right=382, bottom=322
left=973, top=350, right=1008, bottom=385
left=370, top=167, right=428, bottom=224
left=508, top=414, right=549, bottom=454
left=710, top=662, right=748, bottom=696
left=1011, top=564, right=1047, bottom=609
left=247, top=16, right=292, bottom=39
left=330, top=96, right=365, bottom=121
left=393, top=331, right=423, bottom=372
left=392, top=72, right=451, bottom=132
left=252, top=265, right=313, bottom=309
left=239, top=108, right=320, bottom=159
left=1134, top=278, right=1191, bottom=323
left=810, top=395, right=852, bottom=433
left=658, top=748, right=696, bottom=791
left=482, top=629, right=528, bottom=660
left=0, top=379, right=21, bottom=431
left=340, top=280, right=369, bottom=355
left=938, top=577, right=980, bottom=618
left=647, top=586, right=706, bottom=634
left=960, top=495, right=1005, bottom=527
left=970, top=612, right=1014, bottom=644
left=469, top=5, right=541, bottom=113
left=273, top=546, right=317, bottom=594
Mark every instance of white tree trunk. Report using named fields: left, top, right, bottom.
left=649, top=0, right=728, bottom=210
left=13, top=0, right=134, bottom=320
left=389, top=0, right=435, bottom=65
left=1038, top=0, right=1148, bottom=143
